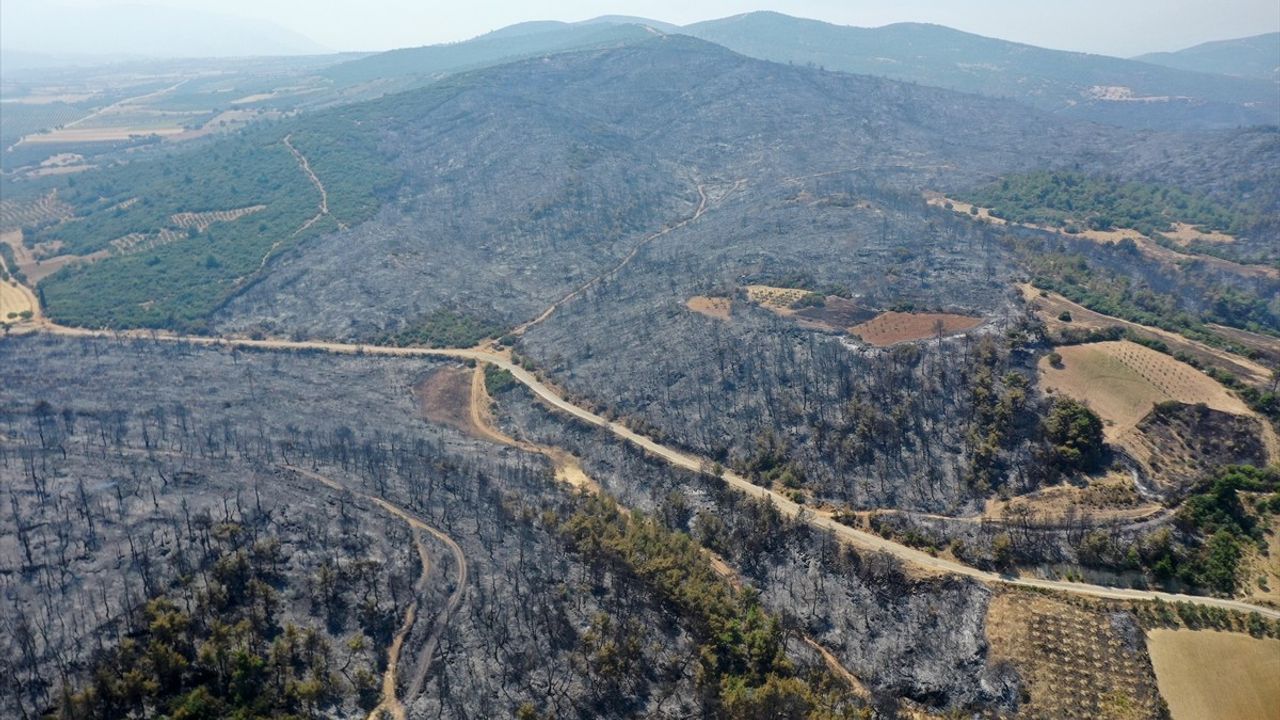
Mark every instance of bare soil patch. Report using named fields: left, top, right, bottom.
left=850, top=311, right=982, bottom=346
left=1146, top=629, right=1280, bottom=720
left=1039, top=340, right=1251, bottom=442
left=412, top=366, right=479, bottom=436
left=986, top=590, right=1164, bottom=719
left=685, top=295, right=731, bottom=321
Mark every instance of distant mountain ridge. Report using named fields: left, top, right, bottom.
left=1135, top=32, right=1280, bottom=81
left=679, top=12, right=1278, bottom=130
left=322, top=21, right=656, bottom=85
left=320, top=11, right=1278, bottom=131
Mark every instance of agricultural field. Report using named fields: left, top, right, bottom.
left=1146, top=629, right=1280, bottom=720
left=745, top=283, right=815, bottom=310
left=1038, top=340, right=1253, bottom=440
left=1020, top=284, right=1275, bottom=387
left=850, top=311, right=983, bottom=346
left=985, top=590, right=1165, bottom=720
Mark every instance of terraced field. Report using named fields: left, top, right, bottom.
left=986, top=591, right=1164, bottom=720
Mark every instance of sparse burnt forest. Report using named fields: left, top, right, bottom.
left=491, top=379, right=1023, bottom=714
left=517, top=180, right=1060, bottom=514
left=0, top=336, right=871, bottom=719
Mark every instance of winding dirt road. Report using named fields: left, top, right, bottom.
left=9, top=324, right=1279, bottom=620
left=286, top=465, right=467, bottom=718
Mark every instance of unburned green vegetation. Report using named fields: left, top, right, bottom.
left=963, top=171, right=1245, bottom=237
left=26, top=113, right=400, bottom=332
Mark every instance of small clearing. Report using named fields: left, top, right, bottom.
left=412, top=367, right=480, bottom=436
left=686, top=295, right=731, bottom=321
left=171, top=205, right=266, bottom=232
left=985, top=590, right=1164, bottom=719
left=982, top=472, right=1161, bottom=526
left=1146, top=630, right=1280, bottom=720
left=850, top=311, right=982, bottom=346
left=1163, top=222, right=1235, bottom=246
left=1, top=279, right=35, bottom=320
left=1038, top=340, right=1251, bottom=442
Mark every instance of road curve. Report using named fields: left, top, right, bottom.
left=12, top=324, right=1280, bottom=620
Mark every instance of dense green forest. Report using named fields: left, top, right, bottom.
left=961, top=171, right=1247, bottom=236
left=29, top=114, right=399, bottom=332
left=378, top=309, right=506, bottom=348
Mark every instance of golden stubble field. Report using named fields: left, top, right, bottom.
left=1146, top=629, right=1280, bottom=720
left=1038, top=340, right=1252, bottom=442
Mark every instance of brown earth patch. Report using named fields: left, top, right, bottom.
left=850, top=311, right=982, bottom=346
left=1146, top=629, right=1280, bottom=720
left=686, top=295, right=731, bottom=321
left=985, top=590, right=1164, bottom=719
left=412, top=366, right=479, bottom=436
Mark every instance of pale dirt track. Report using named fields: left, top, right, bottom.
left=286, top=465, right=467, bottom=719
left=12, top=323, right=1279, bottom=620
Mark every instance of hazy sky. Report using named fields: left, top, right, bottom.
left=27, top=0, right=1280, bottom=56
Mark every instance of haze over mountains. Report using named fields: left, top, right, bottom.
left=1135, top=32, right=1280, bottom=80
left=313, top=12, right=1280, bottom=130
left=0, top=1, right=329, bottom=59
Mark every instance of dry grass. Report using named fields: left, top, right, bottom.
left=1146, top=629, right=1280, bottom=720
left=686, top=295, right=731, bottom=321
left=982, top=473, right=1160, bottom=524
left=1163, top=222, right=1235, bottom=246
left=0, top=279, right=34, bottom=320
left=1038, top=340, right=1251, bottom=441
left=933, top=195, right=1277, bottom=280
left=985, top=590, right=1164, bottom=719
left=21, top=126, right=187, bottom=144
left=850, top=311, right=982, bottom=346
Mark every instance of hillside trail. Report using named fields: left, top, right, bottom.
left=282, top=133, right=346, bottom=236
left=510, top=178, right=744, bottom=337
left=285, top=464, right=467, bottom=719
left=14, top=322, right=1280, bottom=620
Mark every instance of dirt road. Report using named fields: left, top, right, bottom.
left=11, top=324, right=1280, bottom=620
left=287, top=465, right=468, bottom=718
